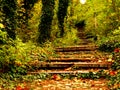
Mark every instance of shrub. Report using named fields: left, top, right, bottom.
left=0, top=36, right=54, bottom=74
left=112, top=48, right=120, bottom=70
left=108, top=48, right=120, bottom=89
left=97, top=27, right=120, bottom=52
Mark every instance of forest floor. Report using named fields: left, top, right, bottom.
left=14, top=78, right=109, bottom=90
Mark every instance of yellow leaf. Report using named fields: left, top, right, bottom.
left=0, top=23, right=4, bottom=28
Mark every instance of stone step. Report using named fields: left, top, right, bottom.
left=55, top=45, right=98, bottom=52
left=32, top=61, right=112, bottom=68
left=56, top=45, right=98, bottom=49
left=48, top=57, right=96, bottom=62
left=56, top=51, right=95, bottom=55
left=52, top=54, right=95, bottom=58
left=28, top=70, right=107, bottom=74
left=48, top=52, right=109, bottom=63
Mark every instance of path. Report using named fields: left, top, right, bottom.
left=28, top=30, right=113, bottom=90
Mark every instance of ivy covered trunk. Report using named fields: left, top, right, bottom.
left=2, top=0, right=17, bottom=40
left=57, top=0, right=69, bottom=37
left=38, top=0, right=55, bottom=44
left=23, top=0, right=38, bottom=26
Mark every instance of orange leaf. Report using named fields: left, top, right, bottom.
left=16, top=86, right=23, bottom=90
left=23, top=86, right=29, bottom=90
left=109, top=71, right=116, bottom=76
left=52, top=74, right=61, bottom=80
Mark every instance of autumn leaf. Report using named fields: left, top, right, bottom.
left=23, top=86, right=29, bottom=90
left=16, top=86, right=23, bottom=90
left=109, top=71, right=116, bottom=76
left=114, top=48, right=120, bottom=53
left=52, top=74, right=61, bottom=80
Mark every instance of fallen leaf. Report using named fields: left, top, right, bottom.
left=16, top=86, right=23, bottom=90
left=52, top=74, right=61, bottom=80
left=23, top=86, right=29, bottom=90
left=109, top=71, right=116, bottom=76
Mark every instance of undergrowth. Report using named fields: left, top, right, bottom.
left=97, top=27, right=120, bottom=52
left=53, top=28, right=81, bottom=47
left=0, top=27, right=54, bottom=74
left=107, top=48, right=120, bottom=90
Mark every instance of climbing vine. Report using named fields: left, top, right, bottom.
left=57, top=0, right=69, bottom=37
left=20, top=0, right=38, bottom=25
left=1, top=0, right=17, bottom=39
left=17, top=0, right=39, bottom=42
left=38, top=0, right=55, bottom=44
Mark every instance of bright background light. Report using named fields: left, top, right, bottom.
left=80, top=0, right=86, bottom=4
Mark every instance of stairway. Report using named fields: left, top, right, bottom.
left=28, top=31, right=113, bottom=90
left=28, top=31, right=112, bottom=74
left=29, top=45, right=112, bottom=73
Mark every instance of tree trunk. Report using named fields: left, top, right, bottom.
left=2, top=0, right=17, bottom=39
left=38, top=0, right=55, bottom=44
left=57, top=0, right=69, bottom=37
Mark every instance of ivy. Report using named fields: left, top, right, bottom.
left=23, top=0, right=38, bottom=25
left=57, top=0, right=69, bottom=37
left=38, top=0, right=55, bottom=44
left=17, top=0, right=38, bottom=28
left=1, top=0, right=17, bottom=40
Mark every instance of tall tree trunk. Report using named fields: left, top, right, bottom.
left=23, top=0, right=38, bottom=26
left=57, top=0, right=69, bottom=37
left=2, top=0, right=17, bottom=39
left=23, top=0, right=29, bottom=26
left=38, top=0, right=55, bottom=44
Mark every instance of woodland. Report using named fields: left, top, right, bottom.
left=0, top=0, right=120, bottom=89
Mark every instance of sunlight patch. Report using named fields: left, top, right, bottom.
left=80, top=0, right=86, bottom=4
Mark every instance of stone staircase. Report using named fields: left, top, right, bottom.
left=29, top=32, right=113, bottom=75
left=28, top=31, right=113, bottom=90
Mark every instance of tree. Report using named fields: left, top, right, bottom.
left=57, top=0, right=69, bottom=37
left=23, top=0, right=38, bottom=25
left=38, top=0, right=55, bottom=44
left=2, top=0, right=17, bottom=39
left=16, top=0, right=39, bottom=42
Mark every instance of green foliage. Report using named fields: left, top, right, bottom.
left=111, top=48, right=120, bottom=70
left=0, top=73, right=50, bottom=89
left=17, top=0, right=39, bottom=26
left=16, top=0, right=42, bottom=42
left=69, top=0, right=120, bottom=41
left=0, top=28, right=7, bottom=44
left=16, top=0, right=40, bottom=42
left=107, top=48, right=120, bottom=89
left=53, top=28, right=80, bottom=46
left=77, top=70, right=108, bottom=79
left=0, top=37, right=54, bottom=74
left=97, top=27, right=120, bottom=52
left=50, top=0, right=59, bottom=39
left=108, top=71, right=120, bottom=89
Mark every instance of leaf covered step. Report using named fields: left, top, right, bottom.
left=28, top=70, right=110, bottom=79
left=55, top=45, right=98, bottom=52
left=28, top=70, right=98, bottom=74
left=48, top=57, right=96, bottom=62
left=49, top=54, right=96, bottom=62
left=73, top=62, right=112, bottom=68
left=51, top=54, right=95, bottom=58
left=30, top=61, right=112, bottom=68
